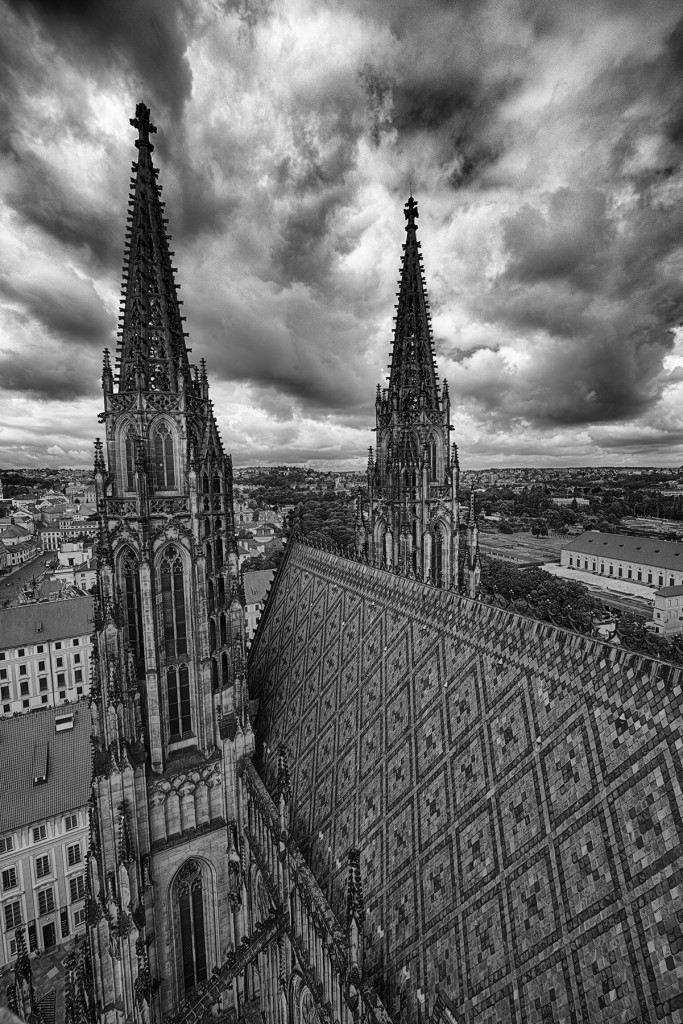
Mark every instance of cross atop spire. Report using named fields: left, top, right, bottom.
left=130, top=102, right=157, bottom=148
left=404, top=194, right=418, bottom=228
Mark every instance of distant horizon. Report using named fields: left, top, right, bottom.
left=3, top=461, right=683, bottom=477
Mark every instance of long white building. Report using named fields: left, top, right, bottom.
left=561, top=530, right=683, bottom=587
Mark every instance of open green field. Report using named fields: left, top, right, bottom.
left=478, top=530, right=566, bottom=564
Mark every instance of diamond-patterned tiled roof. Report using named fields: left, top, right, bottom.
left=249, top=541, right=683, bottom=1023
left=0, top=701, right=92, bottom=833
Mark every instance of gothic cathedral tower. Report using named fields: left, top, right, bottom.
left=362, top=196, right=462, bottom=587
left=87, top=104, right=251, bottom=1023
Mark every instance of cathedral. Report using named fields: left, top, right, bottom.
left=77, top=104, right=683, bottom=1024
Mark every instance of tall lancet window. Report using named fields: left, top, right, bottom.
left=121, top=551, right=144, bottom=668
left=153, top=423, right=176, bottom=490
left=124, top=428, right=137, bottom=491
left=431, top=525, right=444, bottom=586
left=160, top=546, right=188, bottom=658
left=177, top=861, right=207, bottom=993
left=167, top=664, right=191, bottom=739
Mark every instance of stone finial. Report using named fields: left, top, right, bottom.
left=276, top=744, right=291, bottom=805
left=346, top=848, right=365, bottom=926
left=130, top=102, right=157, bottom=146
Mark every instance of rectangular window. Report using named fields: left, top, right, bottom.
left=72, top=639, right=79, bottom=647
left=57, top=673, right=65, bottom=686
left=39, top=677, right=47, bottom=691
left=69, top=875, right=85, bottom=902
left=638, top=570, right=642, bottom=581
left=0, top=836, right=14, bottom=854
left=618, top=567, right=622, bottom=577
left=32, top=824, right=47, bottom=843
left=568, top=556, right=573, bottom=566
left=4, top=901, right=21, bottom=929
left=2, top=867, right=17, bottom=891
left=74, top=669, right=82, bottom=683
left=36, top=645, right=44, bottom=654
left=17, top=649, right=24, bottom=658
left=20, top=681, right=29, bottom=696
left=74, top=654, right=80, bottom=664
left=38, top=661, right=45, bottom=672
left=648, top=573, right=653, bottom=584
left=19, top=664, right=27, bottom=676
left=35, top=855, right=50, bottom=879
left=671, top=577, right=675, bottom=587
left=54, top=642, right=61, bottom=651
left=73, top=908, right=86, bottom=927
left=60, top=907, right=70, bottom=939
left=37, top=887, right=55, bottom=916
left=55, top=657, right=63, bottom=668
left=64, top=814, right=78, bottom=831
left=659, top=575, right=664, bottom=587
left=67, top=843, right=81, bottom=867
left=0, top=669, right=7, bottom=681
left=0, top=685, right=9, bottom=701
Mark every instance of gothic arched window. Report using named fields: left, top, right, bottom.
left=215, top=537, right=223, bottom=570
left=121, top=550, right=144, bottom=667
left=220, top=612, right=227, bottom=647
left=207, top=579, right=214, bottom=613
left=160, top=546, right=187, bottom=658
left=429, top=439, right=438, bottom=482
left=221, top=652, right=229, bottom=687
left=153, top=423, right=176, bottom=490
left=205, top=542, right=213, bottom=575
left=177, top=861, right=207, bottom=993
left=124, top=428, right=137, bottom=492
left=167, top=664, right=191, bottom=739
left=211, top=658, right=219, bottom=693
left=431, top=525, right=444, bottom=586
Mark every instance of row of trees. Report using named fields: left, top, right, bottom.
left=479, top=556, right=683, bottom=665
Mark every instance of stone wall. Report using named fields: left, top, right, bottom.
left=249, top=542, right=683, bottom=1024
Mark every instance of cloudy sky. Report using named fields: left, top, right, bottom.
left=2, top=0, right=683, bottom=470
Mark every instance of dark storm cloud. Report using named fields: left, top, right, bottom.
left=0, top=350, right=99, bottom=402
left=4, top=151, right=123, bottom=268
left=0, top=275, right=111, bottom=347
left=5, top=0, right=193, bottom=120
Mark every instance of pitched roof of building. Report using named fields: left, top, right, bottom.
left=2, top=524, right=30, bottom=540
left=563, top=530, right=683, bottom=571
left=656, top=585, right=683, bottom=597
left=243, top=569, right=275, bottom=605
left=0, top=702, right=92, bottom=833
left=249, top=540, right=683, bottom=1021
left=0, top=595, right=94, bottom=649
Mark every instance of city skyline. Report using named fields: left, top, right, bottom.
left=1, top=0, right=683, bottom=471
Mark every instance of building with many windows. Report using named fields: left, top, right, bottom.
left=0, top=597, right=93, bottom=717
left=0, top=703, right=91, bottom=968
left=561, top=530, right=683, bottom=587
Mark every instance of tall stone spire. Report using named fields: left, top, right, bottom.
left=88, top=104, right=249, bottom=1024
left=115, top=101, right=191, bottom=394
left=361, top=196, right=461, bottom=587
left=387, top=194, right=439, bottom=408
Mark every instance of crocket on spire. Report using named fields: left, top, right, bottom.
left=115, top=101, right=191, bottom=394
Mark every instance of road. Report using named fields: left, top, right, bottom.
left=1, top=552, right=53, bottom=606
